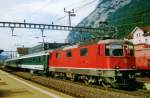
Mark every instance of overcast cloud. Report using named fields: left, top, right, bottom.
left=0, top=0, right=98, bottom=51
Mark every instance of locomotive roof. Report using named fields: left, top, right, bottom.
left=5, top=50, right=50, bottom=62
left=62, top=39, right=133, bottom=50
left=97, top=39, right=133, bottom=44
left=5, top=39, right=133, bottom=62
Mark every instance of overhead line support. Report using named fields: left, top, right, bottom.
left=0, top=21, right=116, bottom=37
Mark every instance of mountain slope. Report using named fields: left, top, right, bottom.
left=67, top=0, right=150, bottom=43
left=107, top=0, right=150, bottom=38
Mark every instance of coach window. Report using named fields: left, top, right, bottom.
left=80, top=48, right=88, bottom=56
left=38, top=57, right=41, bottom=62
left=33, top=58, right=36, bottom=61
left=56, top=52, right=61, bottom=58
left=21, top=59, right=24, bottom=63
left=42, top=56, right=45, bottom=61
left=66, top=50, right=72, bottom=57
left=41, top=56, right=44, bottom=61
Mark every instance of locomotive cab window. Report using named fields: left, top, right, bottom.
left=128, top=45, right=134, bottom=56
left=111, top=44, right=123, bottom=56
left=80, top=48, right=88, bottom=56
left=124, top=44, right=134, bottom=56
left=105, top=44, right=110, bottom=56
left=66, top=50, right=72, bottom=57
left=105, top=44, right=123, bottom=56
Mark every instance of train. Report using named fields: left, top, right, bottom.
left=4, top=39, right=136, bottom=88
left=134, top=44, right=150, bottom=77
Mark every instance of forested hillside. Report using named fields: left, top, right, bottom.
left=67, top=0, right=150, bottom=43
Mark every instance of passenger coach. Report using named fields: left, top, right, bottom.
left=5, top=51, right=49, bottom=73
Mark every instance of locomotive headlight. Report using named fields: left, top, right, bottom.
left=115, top=66, right=122, bottom=76
left=132, top=66, right=136, bottom=69
left=115, top=65, right=120, bottom=73
left=115, top=65, right=120, bottom=69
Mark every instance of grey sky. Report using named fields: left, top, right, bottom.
left=0, top=0, right=98, bottom=51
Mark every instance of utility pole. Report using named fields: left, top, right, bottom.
left=40, top=28, right=46, bottom=44
left=64, top=8, right=76, bottom=26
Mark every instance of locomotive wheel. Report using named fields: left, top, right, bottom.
left=84, top=80, right=90, bottom=85
left=101, top=81, right=111, bottom=88
left=104, top=78, right=118, bottom=88
left=83, top=76, right=95, bottom=85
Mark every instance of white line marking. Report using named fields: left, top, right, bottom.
left=50, top=66, right=135, bottom=70
left=1, top=71, right=62, bottom=98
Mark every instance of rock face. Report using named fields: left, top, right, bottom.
left=67, top=0, right=132, bottom=43
left=78, top=0, right=131, bottom=27
left=67, top=0, right=150, bottom=43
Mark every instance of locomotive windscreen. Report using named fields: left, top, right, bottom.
left=105, top=44, right=123, bottom=56
left=106, top=43, right=134, bottom=57
left=124, top=44, right=134, bottom=56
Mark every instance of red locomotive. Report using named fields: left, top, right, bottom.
left=48, top=39, right=136, bottom=87
left=134, top=44, right=150, bottom=76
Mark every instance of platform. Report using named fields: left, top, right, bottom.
left=0, top=70, right=74, bottom=98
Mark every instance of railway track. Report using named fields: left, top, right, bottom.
left=136, top=77, right=150, bottom=83
left=136, top=77, right=150, bottom=90
left=1, top=67, right=150, bottom=98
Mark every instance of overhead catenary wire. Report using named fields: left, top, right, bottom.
left=56, top=0, right=98, bottom=22
left=75, top=0, right=97, bottom=12
left=25, top=0, right=52, bottom=20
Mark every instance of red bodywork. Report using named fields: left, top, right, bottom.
left=134, top=44, right=150, bottom=70
left=48, top=41, right=135, bottom=71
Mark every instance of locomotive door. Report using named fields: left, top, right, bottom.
left=43, top=54, right=50, bottom=73
left=97, top=44, right=105, bottom=69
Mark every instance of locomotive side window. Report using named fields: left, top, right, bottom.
left=66, top=50, right=72, bottom=57
left=56, top=52, right=61, bottom=58
left=98, top=46, right=100, bottom=56
left=105, top=44, right=110, bottom=56
left=80, top=48, right=88, bottom=56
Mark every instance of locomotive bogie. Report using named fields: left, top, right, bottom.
left=47, top=40, right=136, bottom=87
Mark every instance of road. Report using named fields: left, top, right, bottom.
left=0, top=70, right=74, bottom=98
